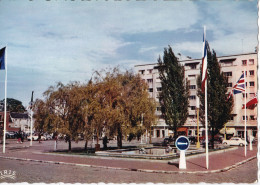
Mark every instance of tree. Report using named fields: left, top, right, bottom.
left=91, top=68, right=156, bottom=148
left=197, top=48, right=233, bottom=148
left=42, top=82, right=87, bottom=151
left=158, top=46, right=189, bottom=140
left=2, top=98, right=26, bottom=113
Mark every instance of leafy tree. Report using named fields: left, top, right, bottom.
left=158, top=46, right=189, bottom=140
left=91, top=68, right=156, bottom=148
left=42, top=82, right=87, bottom=151
left=197, top=48, right=233, bottom=148
left=2, top=98, right=26, bottom=113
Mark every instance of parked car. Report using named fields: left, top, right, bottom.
left=44, top=134, right=52, bottom=140
left=27, top=135, right=46, bottom=141
left=222, top=137, right=247, bottom=146
left=6, top=131, right=15, bottom=139
left=162, top=137, right=175, bottom=146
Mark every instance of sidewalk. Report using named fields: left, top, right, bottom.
left=0, top=140, right=257, bottom=174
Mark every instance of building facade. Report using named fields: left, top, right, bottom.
left=134, top=52, right=257, bottom=138
left=9, top=112, right=32, bottom=133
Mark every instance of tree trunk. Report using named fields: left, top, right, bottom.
left=173, top=127, right=178, bottom=141
left=68, top=139, right=71, bottom=152
left=149, top=128, right=152, bottom=144
left=84, top=140, right=88, bottom=151
left=117, top=127, right=123, bottom=149
left=211, top=130, right=215, bottom=149
left=96, top=128, right=99, bottom=145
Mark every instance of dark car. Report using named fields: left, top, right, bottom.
left=162, top=137, right=175, bottom=146
left=6, top=131, right=15, bottom=139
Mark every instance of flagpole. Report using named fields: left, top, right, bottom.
left=202, top=26, right=209, bottom=169
left=244, top=71, right=247, bottom=156
left=3, top=47, right=7, bottom=153
left=205, top=79, right=209, bottom=169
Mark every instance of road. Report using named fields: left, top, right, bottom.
left=0, top=157, right=257, bottom=183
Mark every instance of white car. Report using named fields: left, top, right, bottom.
left=222, top=137, right=247, bottom=146
left=27, top=135, right=46, bottom=141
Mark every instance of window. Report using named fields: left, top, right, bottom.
left=149, top=88, right=153, bottom=92
left=242, top=71, right=247, bottom=76
left=157, top=87, right=162, bottom=92
left=227, top=83, right=232, bottom=87
left=189, top=85, right=196, bottom=89
left=249, top=70, right=254, bottom=76
left=230, top=116, right=234, bottom=121
left=139, top=70, right=145, bottom=75
left=242, top=116, right=248, bottom=120
left=189, top=95, right=196, bottom=100
left=190, top=64, right=196, bottom=69
left=148, top=69, right=153, bottom=74
left=147, top=79, right=153, bottom=83
left=188, top=75, right=196, bottom=78
left=190, top=106, right=196, bottom=110
left=249, top=59, right=254, bottom=65
left=242, top=60, right=247, bottom=65
left=156, top=107, right=161, bottom=111
left=249, top=81, right=255, bottom=87
left=250, top=115, right=255, bottom=120
left=249, top=93, right=255, bottom=98
left=242, top=93, right=247, bottom=98
left=189, top=115, right=195, bottom=119
left=224, top=72, right=232, bottom=77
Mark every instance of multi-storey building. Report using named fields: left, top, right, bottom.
left=134, top=52, right=257, bottom=139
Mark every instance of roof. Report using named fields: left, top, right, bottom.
left=10, top=112, right=29, bottom=119
left=134, top=52, right=257, bottom=67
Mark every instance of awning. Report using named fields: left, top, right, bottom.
left=177, top=127, right=188, bottom=132
left=219, top=127, right=236, bottom=135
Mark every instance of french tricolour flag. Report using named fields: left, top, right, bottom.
left=201, top=28, right=207, bottom=93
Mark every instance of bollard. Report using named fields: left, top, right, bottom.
left=179, top=150, right=186, bottom=169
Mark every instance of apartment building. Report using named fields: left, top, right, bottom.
left=134, top=52, right=257, bottom=138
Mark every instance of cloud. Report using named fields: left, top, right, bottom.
left=0, top=0, right=257, bottom=106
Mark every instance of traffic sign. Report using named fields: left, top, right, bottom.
left=175, top=136, right=190, bottom=151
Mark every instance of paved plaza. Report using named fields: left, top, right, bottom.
left=0, top=139, right=258, bottom=183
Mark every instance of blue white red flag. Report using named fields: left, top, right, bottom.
left=0, top=47, right=5, bottom=70
left=201, top=29, right=207, bottom=93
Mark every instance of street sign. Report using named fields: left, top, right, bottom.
left=175, top=136, right=190, bottom=151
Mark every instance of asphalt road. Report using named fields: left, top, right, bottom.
left=0, top=157, right=257, bottom=183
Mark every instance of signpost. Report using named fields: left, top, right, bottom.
left=175, top=136, right=190, bottom=169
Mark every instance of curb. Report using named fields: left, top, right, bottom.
left=0, top=154, right=256, bottom=174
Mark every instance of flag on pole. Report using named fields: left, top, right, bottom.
left=201, top=32, right=208, bottom=92
left=0, top=47, right=6, bottom=70
left=242, top=95, right=258, bottom=109
left=1, top=46, right=7, bottom=153
left=226, top=73, right=245, bottom=101
left=202, top=26, right=209, bottom=169
left=233, top=73, right=245, bottom=94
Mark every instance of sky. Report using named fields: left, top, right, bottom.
left=0, top=0, right=258, bottom=108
